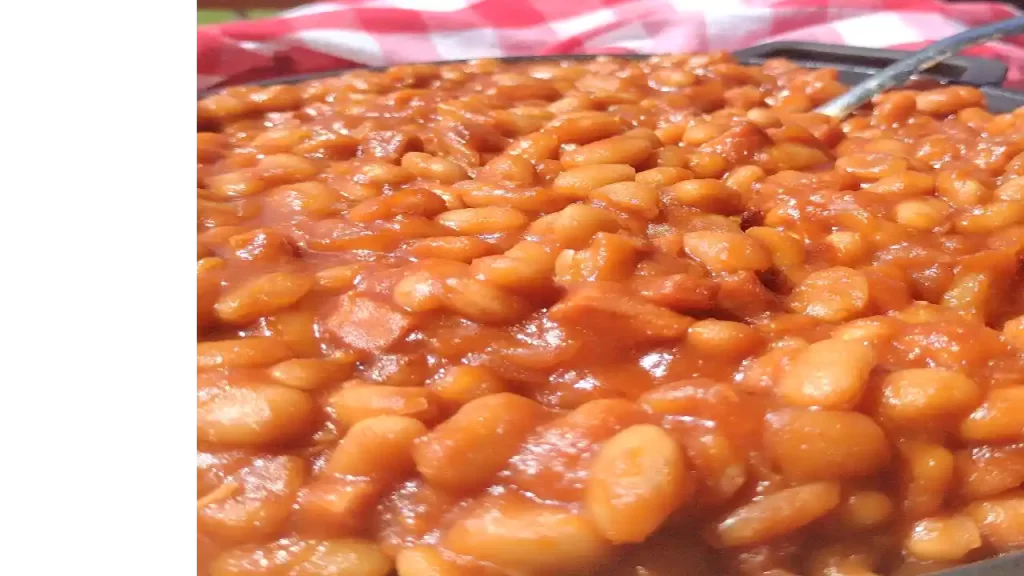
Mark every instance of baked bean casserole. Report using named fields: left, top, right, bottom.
left=197, top=54, right=1024, bottom=576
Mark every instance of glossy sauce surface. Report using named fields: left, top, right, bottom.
left=198, top=54, right=1024, bottom=576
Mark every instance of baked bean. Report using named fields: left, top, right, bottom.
left=764, top=409, right=891, bottom=481
left=472, top=240, right=558, bottom=289
left=394, top=547, right=465, bottom=576
left=199, top=56, right=1024, bottom=576
left=401, top=152, right=468, bottom=184
left=328, top=385, right=438, bottom=427
left=686, top=319, right=764, bottom=359
left=959, top=386, right=1024, bottom=443
left=560, top=135, right=654, bottom=169
left=777, top=338, right=875, bottom=409
left=443, top=495, right=611, bottom=573
left=440, top=275, right=530, bottom=324
left=1005, top=314, right=1024, bottom=350
left=256, top=153, right=319, bottom=185
left=403, top=236, right=494, bottom=263
left=900, top=441, right=956, bottom=519
left=684, top=122, right=729, bottom=146
left=228, top=229, right=293, bottom=263
left=905, top=516, right=982, bottom=562
left=867, top=171, right=936, bottom=197
left=763, top=142, right=831, bottom=171
left=835, top=153, right=909, bottom=182
left=672, top=425, right=747, bottom=506
left=995, top=177, right=1024, bottom=201
left=250, top=127, right=311, bottom=154
left=529, top=202, right=620, bottom=249
left=589, top=181, right=660, bottom=218
left=264, top=181, right=340, bottom=218
left=350, top=160, right=415, bottom=188
left=831, top=315, right=898, bottom=347
left=683, top=230, right=772, bottom=273
left=747, top=106, right=780, bottom=128
left=723, top=164, right=766, bottom=197
left=198, top=374, right=314, bottom=447
left=916, top=86, right=985, bottom=116
left=713, top=482, right=842, bottom=547
left=269, top=358, right=352, bottom=390
left=637, top=166, right=693, bottom=188
left=475, top=154, right=536, bottom=185
left=837, top=491, right=894, bottom=531
left=553, top=164, right=636, bottom=199
left=745, top=226, right=805, bottom=268
left=413, top=393, right=545, bottom=491
left=954, top=201, right=1024, bottom=233
left=349, top=188, right=448, bottom=223
left=294, top=131, right=359, bottom=161
left=624, top=127, right=662, bottom=150
left=873, top=91, right=917, bottom=125
left=651, top=145, right=691, bottom=169
left=198, top=338, right=294, bottom=370
left=555, top=232, right=638, bottom=284
left=956, top=445, right=1024, bottom=500
left=205, top=171, right=267, bottom=199
left=427, top=365, right=507, bottom=406
left=823, top=231, right=868, bottom=266
left=507, top=131, right=560, bottom=162
left=214, top=271, right=314, bottom=325
left=688, top=149, right=731, bottom=178
left=585, top=424, right=690, bottom=543
left=211, top=538, right=392, bottom=576
left=666, top=179, right=744, bottom=215
left=199, top=455, right=304, bottom=543
left=326, top=415, right=427, bottom=481
left=879, top=369, right=982, bottom=428
left=893, top=198, right=951, bottom=231
left=966, top=494, right=1024, bottom=551
left=546, top=111, right=626, bottom=145
left=937, top=169, right=993, bottom=207
left=787, top=267, right=870, bottom=322
left=435, top=206, right=528, bottom=235
left=638, top=378, right=743, bottom=426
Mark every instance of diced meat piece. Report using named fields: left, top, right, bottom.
left=549, top=282, right=693, bottom=342
left=327, top=294, right=414, bottom=352
left=632, top=274, right=719, bottom=312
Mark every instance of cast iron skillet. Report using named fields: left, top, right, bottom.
left=198, top=42, right=1024, bottom=576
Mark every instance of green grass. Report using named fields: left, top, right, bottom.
left=198, top=10, right=279, bottom=26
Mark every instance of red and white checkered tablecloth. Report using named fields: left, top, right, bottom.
left=197, top=0, right=1024, bottom=92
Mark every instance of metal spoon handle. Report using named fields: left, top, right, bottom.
left=815, top=16, right=1024, bottom=119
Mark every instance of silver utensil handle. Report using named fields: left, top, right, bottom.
left=815, top=16, right=1024, bottom=119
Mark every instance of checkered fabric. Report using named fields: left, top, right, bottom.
left=197, top=0, right=1024, bottom=91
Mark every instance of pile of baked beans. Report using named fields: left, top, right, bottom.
left=197, top=53, right=1024, bottom=576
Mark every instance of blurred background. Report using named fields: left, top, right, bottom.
left=199, top=0, right=304, bottom=25
left=198, top=0, right=1024, bottom=26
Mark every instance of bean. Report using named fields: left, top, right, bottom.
left=585, top=424, right=690, bottom=543
left=198, top=374, right=313, bottom=447
left=713, top=482, right=842, bottom=547
left=413, top=393, right=545, bottom=491
left=764, top=409, right=891, bottom=481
